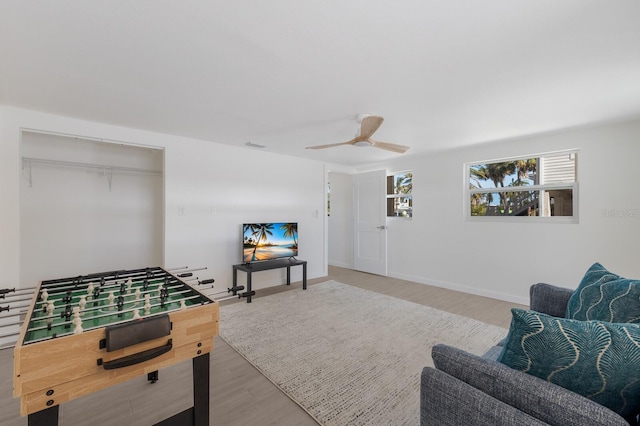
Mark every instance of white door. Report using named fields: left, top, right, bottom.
left=353, top=170, right=387, bottom=276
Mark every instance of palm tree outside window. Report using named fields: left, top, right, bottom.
left=387, top=171, right=412, bottom=218
left=467, top=150, right=577, bottom=220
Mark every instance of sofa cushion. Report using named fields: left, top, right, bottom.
left=530, top=282, right=574, bottom=318
left=566, top=262, right=640, bottom=323
left=432, top=344, right=628, bottom=426
left=482, top=345, right=503, bottom=361
left=420, top=366, right=548, bottom=426
left=497, top=308, right=640, bottom=420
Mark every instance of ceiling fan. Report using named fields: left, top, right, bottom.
left=306, top=114, right=410, bottom=153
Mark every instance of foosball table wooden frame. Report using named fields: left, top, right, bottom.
left=13, top=267, right=219, bottom=426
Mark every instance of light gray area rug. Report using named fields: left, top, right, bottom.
left=219, top=280, right=508, bottom=425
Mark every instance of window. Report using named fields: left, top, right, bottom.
left=387, top=171, right=412, bottom=218
left=467, top=150, right=577, bottom=220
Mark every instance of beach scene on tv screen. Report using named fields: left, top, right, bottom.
left=243, top=223, right=298, bottom=262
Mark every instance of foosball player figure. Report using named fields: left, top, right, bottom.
left=93, top=287, right=101, bottom=307
left=160, top=288, right=169, bottom=308
left=117, top=295, right=125, bottom=317
left=79, top=295, right=87, bottom=313
left=61, top=305, right=73, bottom=329
left=62, top=290, right=73, bottom=305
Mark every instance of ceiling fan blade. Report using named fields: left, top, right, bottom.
left=370, top=140, right=410, bottom=153
left=305, top=140, right=355, bottom=150
left=359, top=116, right=384, bottom=139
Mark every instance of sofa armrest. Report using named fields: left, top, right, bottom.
left=529, top=283, right=574, bottom=317
left=431, top=344, right=628, bottom=426
left=421, top=367, right=548, bottom=426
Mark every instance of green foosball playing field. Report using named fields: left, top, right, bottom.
left=24, top=267, right=210, bottom=344
left=14, top=266, right=218, bottom=422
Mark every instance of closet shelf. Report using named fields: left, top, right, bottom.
left=22, top=157, right=162, bottom=190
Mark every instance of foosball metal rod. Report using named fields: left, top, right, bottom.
left=37, top=275, right=185, bottom=296
left=29, top=285, right=191, bottom=319
left=1, top=287, right=36, bottom=295
left=202, top=288, right=228, bottom=297
left=39, top=270, right=178, bottom=293
left=38, top=281, right=186, bottom=307
left=1, top=301, right=31, bottom=310
left=26, top=291, right=204, bottom=331
left=0, top=294, right=34, bottom=303
left=180, top=275, right=198, bottom=281
left=30, top=282, right=186, bottom=315
left=38, top=267, right=172, bottom=291
left=166, top=266, right=188, bottom=271
left=25, top=295, right=211, bottom=344
left=211, top=294, right=238, bottom=302
left=0, top=330, right=20, bottom=340
left=204, top=289, right=237, bottom=302
left=0, top=309, right=28, bottom=320
left=198, top=279, right=215, bottom=288
left=175, top=267, right=207, bottom=276
left=0, top=320, right=23, bottom=328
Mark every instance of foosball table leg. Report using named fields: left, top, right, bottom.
left=154, top=352, right=210, bottom=426
left=28, top=405, right=59, bottom=426
left=193, top=352, right=210, bottom=426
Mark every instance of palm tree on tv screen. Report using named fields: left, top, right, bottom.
left=280, top=223, right=298, bottom=248
left=251, top=223, right=274, bottom=260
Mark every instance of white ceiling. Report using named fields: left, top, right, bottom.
left=1, top=1, right=640, bottom=167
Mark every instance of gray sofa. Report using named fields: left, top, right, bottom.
left=420, top=283, right=633, bottom=426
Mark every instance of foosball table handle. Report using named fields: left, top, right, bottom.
left=0, top=288, right=15, bottom=296
left=100, top=340, right=173, bottom=370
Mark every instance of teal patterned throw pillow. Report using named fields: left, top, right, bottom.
left=497, top=308, right=640, bottom=419
left=566, top=263, right=640, bottom=323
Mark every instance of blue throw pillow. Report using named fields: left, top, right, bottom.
left=566, top=262, right=640, bottom=323
left=497, top=308, right=640, bottom=420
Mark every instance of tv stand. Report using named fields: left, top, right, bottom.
left=231, top=258, right=307, bottom=303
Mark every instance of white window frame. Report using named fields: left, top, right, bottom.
left=387, top=170, right=412, bottom=219
left=464, top=149, right=579, bottom=223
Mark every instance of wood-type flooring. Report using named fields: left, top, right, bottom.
left=0, top=266, right=523, bottom=425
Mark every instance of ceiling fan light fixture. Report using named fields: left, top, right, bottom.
left=353, top=141, right=371, bottom=147
left=305, top=114, right=409, bottom=153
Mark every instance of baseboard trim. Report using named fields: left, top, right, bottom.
left=328, top=260, right=352, bottom=269
left=387, top=271, right=529, bottom=306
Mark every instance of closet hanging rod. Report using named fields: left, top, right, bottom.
left=22, top=157, right=162, bottom=175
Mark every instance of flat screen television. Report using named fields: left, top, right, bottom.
left=242, top=222, right=298, bottom=263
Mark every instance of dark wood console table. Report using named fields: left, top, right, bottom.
left=231, top=258, right=307, bottom=303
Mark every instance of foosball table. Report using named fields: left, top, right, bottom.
left=13, top=267, right=219, bottom=426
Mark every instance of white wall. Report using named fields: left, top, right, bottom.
left=328, top=172, right=353, bottom=268
left=20, top=131, right=164, bottom=285
left=0, top=106, right=327, bottom=294
left=163, top=136, right=326, bottom=290
left=3, top=105, right=639, bottom=308
left=0, top=107, right=21, bottom=288
left=358, top=119, right=640, bottom=304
